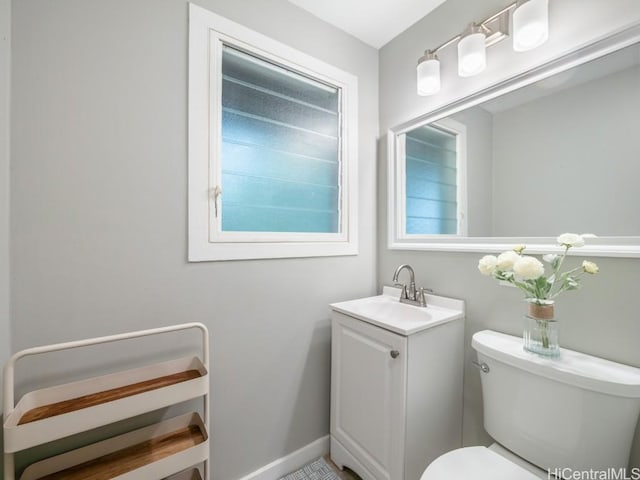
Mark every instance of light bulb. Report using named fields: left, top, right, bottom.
left=417, top=52, right=440, bottom=96
left=513, top=0, right=549, bottom=51
left=458, top=29, right=486, bottom=77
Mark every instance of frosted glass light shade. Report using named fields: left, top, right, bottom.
left=513, top=0, right=549, bottom=51
left=417, top=56, right=441, bottom=96
left=458, top=32, right=486, bottom=77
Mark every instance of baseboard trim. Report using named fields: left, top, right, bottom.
left=236, top=435, right=330, bottom=480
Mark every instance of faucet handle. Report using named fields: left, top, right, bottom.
left=417, top=287, right=428, bottom=307
left=392, top=282, right=409, bottom=299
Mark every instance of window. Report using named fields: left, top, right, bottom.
left=219, top=46, right=341, bottom=235
left=404, top=124, right=459, bottom=235
left=389, top=118, right=467, bottom=247
left=188, top=4, right=358, bottom=261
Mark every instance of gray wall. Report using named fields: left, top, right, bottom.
left=379, top=0, right=640, bottom=469
left=449, top=107, right=493, bottom=237
left=1, top=0, right=10, bottom=467
left=492, top=65, right=640, bottom=236
left=9, top=1, right=378, bottom=479
left=1, top=0, right=10, bottom=413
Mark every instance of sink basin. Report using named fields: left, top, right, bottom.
left=330, top=286, right=465, bottom=335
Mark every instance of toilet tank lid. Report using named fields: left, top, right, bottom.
left=472, top=330, right=640, bottom=398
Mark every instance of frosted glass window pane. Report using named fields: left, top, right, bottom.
left=222, top=143, right=338, bottom=187
left=222, top=47, right=339, bottom=112
left=222, top=110, right=338, bottom=163
left=222, top=78, right=338, bottom=137
left=221, top=173, right=339, bottom=215
left=223, top=205, right=338, bottom=233
left=406, top=217, right=457, bottom=235
left=405, top=125, right=458, bottom=235
left=220, top=46, right=341, bottom=233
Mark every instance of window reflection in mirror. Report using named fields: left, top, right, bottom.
left=400, top=119, right=466, bottom=236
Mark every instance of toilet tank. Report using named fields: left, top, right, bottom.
left=472, top=330, right=640, bottom=472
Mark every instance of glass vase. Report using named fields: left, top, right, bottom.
left=523, top=301, right=559, bottom=357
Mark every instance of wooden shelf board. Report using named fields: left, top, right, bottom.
left=18, top=370, right=202, bottom=425
left=34, top=425, right=205, bottom=480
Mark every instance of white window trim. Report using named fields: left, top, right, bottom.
left=188, top=4, right=358, bottom=261
left=389, top=118, right=467, bottom=248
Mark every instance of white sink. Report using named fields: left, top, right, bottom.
left=330, top=286, right=465, bottom=336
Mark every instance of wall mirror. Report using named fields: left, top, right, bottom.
left=387, top=26, right=640, bottom=257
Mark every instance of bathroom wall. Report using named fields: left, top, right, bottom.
left=9, top=1, right=378, bottom=479
left=492, top=65, right=640, bottom=236
left=0, top=0, right=10, bottom=469
left=1, top=0, right=11, bottom=408
left=449, top=107, right=493, bottom=237
left=378, top=0, right=640, bottom=469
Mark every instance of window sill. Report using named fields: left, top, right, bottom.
left=188, top=240, right=358, bottom=262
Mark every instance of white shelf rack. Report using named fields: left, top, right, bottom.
left=166, top=468, right=203, bottom=480
left=3, top=323, right=210, bottom=480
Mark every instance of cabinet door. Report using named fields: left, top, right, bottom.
left=331, top=312, right=407, bottom=480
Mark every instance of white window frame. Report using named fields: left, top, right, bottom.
left=388, top=118, right=468, bottom=248
left=188, top=4, right=358, bottom=261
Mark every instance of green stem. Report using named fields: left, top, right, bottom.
left=546, top=246, right=569, bottom=297
left=540, top=320, right=550, bottom=348
left=549, top=269, right=586, bottom=300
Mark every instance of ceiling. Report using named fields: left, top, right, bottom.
left=287, top=0, right=448, bottom=49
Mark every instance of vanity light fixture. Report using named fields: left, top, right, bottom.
left=416, top=0, right=550, bottom=95
left=416, top=51, right=441, bottom=95
left=513, top=0, right=549, bottom=51
left=458, top=24, right=487, bottom=77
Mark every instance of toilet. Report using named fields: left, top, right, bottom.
left=422, top=330, right=640, bottom=479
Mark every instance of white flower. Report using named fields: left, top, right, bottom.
left=582, top=260, right=599, bottom=274
left=557, top=233, right=585, bottom=248
left=478, top=255, right=498, bottom=276
left=513, top=256, right=545, bottom=280
left=497, top=250, right=520, bottom=271
left=478, top=232, right=598, bottom=303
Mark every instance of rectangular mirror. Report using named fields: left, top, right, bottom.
left=388, top=26, right=640, bottom=257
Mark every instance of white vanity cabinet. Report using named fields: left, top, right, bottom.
left=330, top=289, right=465, bottom=480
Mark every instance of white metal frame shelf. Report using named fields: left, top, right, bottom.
left=167, top=468, right=203, bottom=480
left=3, top=323, right=210, bottom=480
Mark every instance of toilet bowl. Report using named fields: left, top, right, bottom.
left=421, top=330, right=640, bottom=479
left=421, top=444, right=545, bottom=479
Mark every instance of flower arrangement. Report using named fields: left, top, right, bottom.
left=478, top=233, right=599, bottom=306
left=477, top=233, right=600, bottom=356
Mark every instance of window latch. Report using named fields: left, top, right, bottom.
left=211, top=185, right=222, bottom=217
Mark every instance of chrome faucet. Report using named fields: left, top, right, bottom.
left=392, top=264, right=428, bottom=307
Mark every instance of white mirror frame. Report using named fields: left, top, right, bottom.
left=387, top=24, right=640, bottom=258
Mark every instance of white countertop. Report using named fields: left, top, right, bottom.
left=330, top=286, right=465, bottom=336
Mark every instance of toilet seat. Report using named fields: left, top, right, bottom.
left=420, top=446, right=544, bottom=480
